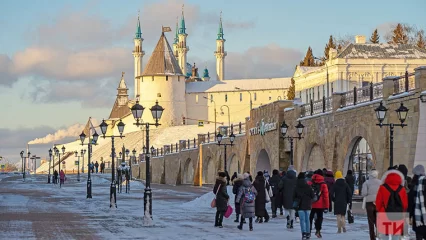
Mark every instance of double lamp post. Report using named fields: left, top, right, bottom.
left=280, top=121, right=305, bottom=166
left=53, top=146, right=66, bottom=188
left=79, top=129, right=99, bottom=198
left=216, top=132, right=235, bottom=172
left=19, top=150, right=30, bottom=181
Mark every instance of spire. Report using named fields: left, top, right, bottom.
left=179, top=4, right=186, bottom=34
left=174, top=16, right=179, bottom=43
left=135, top=10, right=142, bottom=39
left=203, top=67, right=210, bottom=78
left=217, top=11, right=224, bottom=40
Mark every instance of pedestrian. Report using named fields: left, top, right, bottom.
left=232, top=174, right=244, bottom=223
left=264, top=170, right=270, bottom=182
left=324, top=170, right=335, bottom=212
left=330, top=170, right=352, bottom=233
left=294, top=172, right=314, bottom=240
left=246, top=171, right=253, bottom=182
left=95, top=161, right=99, bottom=174
left=100, top=161, right=105, bottom=174
left=253, top=171, right=270, bottom=223
left=59, top=170, right=65, bottom=185
left=236, top=173, right=257, bottom=231
left=309, top=169, right=329, bottom=238
left=225, top=170, right=230, bottom=186
left=213, top=171, right=229, bottom=228
left=279, top=167, right=297, bottom=228
left=53, top=170, right=58, bottom=184
left=361, top=169, right=381, bottom=240
left=345, top=170, right=355, bottom=209
left=408, top=165, right=426, bottom=239
left=231, top=172, right=238, bottom=183
left=269, top=169, right=282, bottom=218
left=375, top=169, right=408, bottom=239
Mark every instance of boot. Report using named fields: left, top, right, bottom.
left=249, top=217, right=253, bottom=231
left=286, top=220, right=291, bottom=229
left=264, top=216, right=269, bottom=223
left=306, top=232, right=311, bottom=239
left=302, top=233, right=307, bottom=240
left=255, top=217, right=259, bottom=223
left=272, top=213, right=277, bottom=218
left=290, top=220, right=294, bottom=229
left=259, top=218, right=263, bottom=223
left=315, top=230, right=322, bottom=238
left=237, top=221, right=243, bottom=230
left=234, top=214, right=240, bottom=223
left=280, top=209, right=284, bottom=215
left=342, top=227, right=346, bottom=233
left=337, top=227, right=341, bottom=233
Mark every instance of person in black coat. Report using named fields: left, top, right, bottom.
left=269, top=169, right=282, bottom=218
left=330, top=171, right=352, bottom=233
left=294, top=172, right=314, bottom=239
left=279, top=169, right=297, bottom=228
left=231, top=172, right=237, bottom=183
left=345, top=170, right=355, bottom=209
left=253, top=171, right=270, bottom=223
left=232, top=174, right=244, bottom=223
left=408, top=165, right=426, bottom=239
left=213, top=172, right=229, bottom=228
left=246, top=171, right=253, bottom=182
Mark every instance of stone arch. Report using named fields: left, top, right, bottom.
left=183, top=158, right=193, bottom=184
left=228, top=153, right=241, bottom=175
left=256, top=149, right=271, bottom=173
left=302, top=143, right=326, bottom=171
left=203, top=156, right=216, bottom=184
left=343, top=136, right=376, bottom=179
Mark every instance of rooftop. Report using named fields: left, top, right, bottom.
left=337, top=43, right=426, bottom=59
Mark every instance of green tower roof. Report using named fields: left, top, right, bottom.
left=135, top=12, right=142, bottom=39
left=203, top=67, right=210, bottom=78
left=217, top=12, right=224, bottom=40
left=179, top=5, right=186, bottom=35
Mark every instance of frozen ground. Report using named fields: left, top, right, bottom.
left=0, top=173, right=379, bottom=239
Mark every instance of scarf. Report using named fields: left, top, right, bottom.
left=415, top=176, right=426, bottom=226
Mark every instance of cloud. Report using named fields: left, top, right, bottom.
left=0, top=126, right=55, bottom=148
left=0, top=54, right=18, bottom=86
left=28, top=123, right=85, bottom=144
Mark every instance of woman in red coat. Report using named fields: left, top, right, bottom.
left=375, top=169, right=408, bottom=239
left=309, top=170, right=330, bottom=238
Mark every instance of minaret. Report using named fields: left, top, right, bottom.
left=203, top=66, right=210, bottom=81
left=172, top=17, right=179, bottom=57
left=133, top=11, right=145, bottom=98
left=214, top=11, right=227, bottom=81
left=117, top=72, right=129, bottom=106
left=177, top=5, right=189, bottom=76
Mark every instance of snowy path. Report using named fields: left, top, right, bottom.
left=0, top=173, right=375, bottom=239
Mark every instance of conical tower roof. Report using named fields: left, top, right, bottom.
left=142, top=33, right=183, bottom=76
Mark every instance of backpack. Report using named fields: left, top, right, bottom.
left=383, top=183, right=404, bottom=220
left=312, top=182, right=324, bottom=203
left=243, top=187, right=256, bottom=203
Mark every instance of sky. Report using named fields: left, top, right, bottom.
left=0, top=0, right=425, bottom=164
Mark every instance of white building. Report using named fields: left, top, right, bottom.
left=293, top=35, right=426, bottom=103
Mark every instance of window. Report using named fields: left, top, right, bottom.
left=317, top=86, right=320, bottom=99
left=166, top=76, right=168, bottom=81
left=331, top=83, right=334, bottom=93
left=157, top=93, right=161, bottom=97
left=254, top=93, right=257, bottom=101
left=240, top=93, right=243, bottom=102
left=305, top=90, right=308, bottom=103
left=195, top=94, right=198, bottom=103
left=210, top=94, right=213, bottom=103
left=225, top=94, right=228, bottom=102
left=312, top=88, right=315, bottom=101
left=299, top=91, right=302, bottom=99
left=152, top=76, right=154, bottom=81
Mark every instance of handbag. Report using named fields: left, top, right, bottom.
left=265, top=181, right=271, bottom=203
left=224, top=205, right=233, bottom=218
left=211, top=185, right=221, bottom=208
left=347, top=204, right=354, bottom=224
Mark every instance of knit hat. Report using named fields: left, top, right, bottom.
left=397, top=164, right=408, bottom=180
left=413, top=165, right=425, bottom=176
left=257, top=171, right=263, bottom=177
left=297, top=172, right=306, bottom=179
left=369, top=169, right=378, bottom=178
left=335, top=171, right=343, bottom=179
left=243, top=172, right=250, bottom=179
left=288, top=165, right=295, bottom=172
left=237, top=174, right=244, bottom=179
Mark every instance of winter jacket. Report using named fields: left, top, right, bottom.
left=269, top=174, right=281, bottom=197
left=279, top=170, right=297, bottom=209
left=345, top=173, right=355, bottom=195
left=294, top=178, right=314, bottom=210
left=330, top=178, right=352, bottom=215
left=59, top=171, right=65, bottom=180
left=375, top=170, right=408, bottom=235
left=311, top=174, right=330, bottom=209
left=236, top=178, right=258, bottom=218
left=324, top=173, right=335, bottom=196
left=232, top=177, right=244, bottom=202
left=408, top=175, right=426, bottom=235
left=361, top=175, right=381, bottom=203
left=253, top=175, right=269, bottom=217
left=212, top=176, right=229, bottom=212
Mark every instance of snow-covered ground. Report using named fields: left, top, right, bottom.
left=0, top=173, right=376, bottom=239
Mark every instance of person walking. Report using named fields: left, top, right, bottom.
left=409, top=165, right=426, bottom=240
left=231, top=172, right=238, bottom=183
left=95, top=161, right=99, bottom=174
left=100, top=161, right=105, bottom=174
left=253, top=171, right=270, bottom=223
left=330, top=171, right=352, bottom=233
left=59, top=170, right=65, bottom=186
left=279, top=167, right=297, bottom=228
left=236, top=173, right=257, bottom=231
left=309, top=169, right=329, bottom=238
left=361, top=169, right=381, bottom=240
left=324, top=170, right=335, bottom=212
left=269, top=169, right=282, bottom=218
left=376, top=169, right=408, bottom=239
left=264, top=170, right=270, bottom=182
left=294, top=172, right=314, bottom=239
left=232, top=174, right=244, bottom=223
left=345, top=170, right=355, bottom=209
left=213, top=171, right=229, bottom=228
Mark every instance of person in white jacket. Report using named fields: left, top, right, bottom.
left=361, top=169, right=381, bottom=240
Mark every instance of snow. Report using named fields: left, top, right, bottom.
left=297, top=111, right=332, bottom=121
left=336, top=98, right=382, bottom=113
left=0, top=174, right=380, bottom=239
left=388, top=91, right=415, bottom=100
left=186, top=78, right=291, bottom=93
left=284, top=107, right=294, bottom=112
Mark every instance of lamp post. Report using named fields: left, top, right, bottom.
left=48, top=149, right=52, bottom=183
left=280, top=121, right=305, bottom=166
left=20, top=151, right=26, bottom=181
left=234, top=87, right=253, bottom=110
left=54, top=146, right=66, bottom=188
left=216, top=132, right=235, bottom=172
left=74, top=151, right=81, bottom=182
left=98, top=119, right=125, bottom=208
left=126, top=149, right=131, bottom=180
left=314, top=56, right=329, bottom=98
left=81, top=149, right=86, bottom=173
left=374, top=102, right=409, bottom=168
left=132, top=149, right=136, bottom=180
left=79, top=130, right=98, bottom=199
left=131, top=100, right=164, bottom=220
left=203, top=96, right=217, bottom=140
left=220, top=105, right=230, bottom=131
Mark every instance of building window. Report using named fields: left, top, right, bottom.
left=312, top=88, right=315, bottom=101
left=331, top=83, right=334, bottom=93
left=157, top=93, right=161, bottom=97
left=166, top=76, right=168, bottom=81
left=299, top=91, right=302, bottom=99
left=317, top=86, right=320, bottom=99
left=225, top=94, right=228, bottom=102
left=210, top=94, right=213, bottom=103
left=195, top=94, right=198, bottom=103
left=305, top=90, right=308, bottom=103
left=240, top=93, right=243, bottom=102
left=152, top=76, right=154, bottom=81
left=254, top=93, right=257, bottom=101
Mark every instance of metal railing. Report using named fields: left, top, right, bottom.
left=393, top=71, right=415, bottom=95
left=300, top=97, right=333, bottom=118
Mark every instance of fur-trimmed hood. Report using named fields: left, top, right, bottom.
left=216, top=176, right=227, bottom=186
left=233, top=174, right=244, bottom=184
left=381, top=169, right=405, bottom=186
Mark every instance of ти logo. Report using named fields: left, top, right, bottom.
left=377, top=212, right=408, bottom=237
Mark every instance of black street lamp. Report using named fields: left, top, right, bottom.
left=54, top=146, right=66, bottom=188
left=216, top=132, right=236, bottom=172
left=79, top=130, right=99, bottom=198
left=48, top=149, right=52, bottom=183
left=74, top=151, right=81, bottom=182
left=81, top=149, right=86, bottom=173
left=20, top=151, right=26, bottom=181
left=280, top=120, right=305, bottom=166
left=131, top=149, right=136, bottom=179
left=375, top=101, right=409, bottom=168
left=99, top=119, right=125, bottom=208
left=131, top=100, right=164, bottom=220
left=126, top=149, right=131, bottom=179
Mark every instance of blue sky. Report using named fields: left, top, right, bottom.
left=0, top=0, right=425, bottom=163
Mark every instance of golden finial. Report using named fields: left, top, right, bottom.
left=182, top=4, right=184, bottom=16
left=122, top=72, right=125, bottom=78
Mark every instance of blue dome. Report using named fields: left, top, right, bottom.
left=203, top=68, right=209, bottom=78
